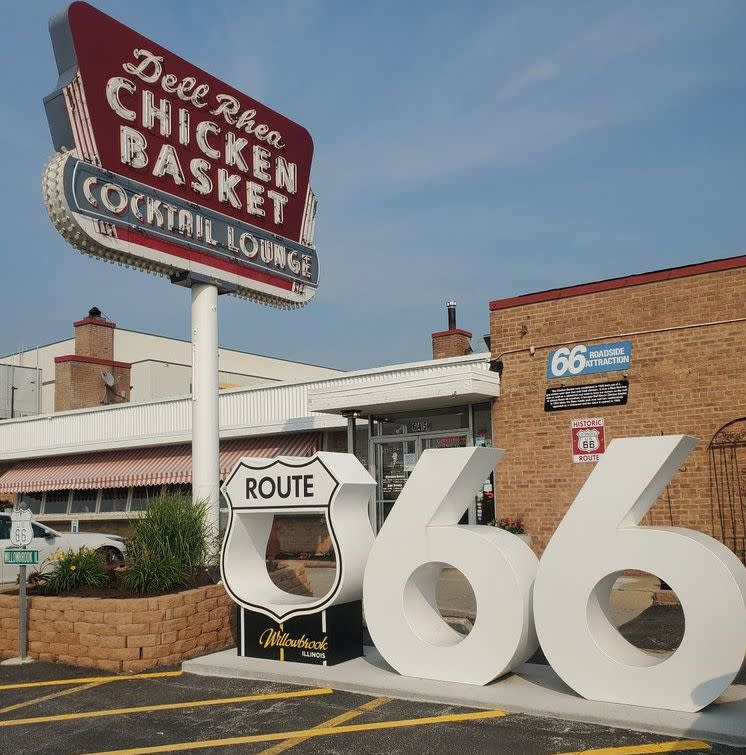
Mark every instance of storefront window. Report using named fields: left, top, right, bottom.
left=100, top=488, right=129, bottom=513
left=472, top=402, right=494, bottom=524
left=472, top=402, right=493, bottom=447
left=164, top=484, right=192, bottom=498
left=354, top=425, right=369, bottom=469
left=375, top=406, right=470, bottom=436
left=130, top=485, right=161, bottom=511
left=70, top=489, right=98, bottom=514
left=44, top=490, right=70, bottom=515
left=19, top=491, right=43, bottom=514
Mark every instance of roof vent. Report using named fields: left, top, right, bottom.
left=446, top=300, right=457, bottom=330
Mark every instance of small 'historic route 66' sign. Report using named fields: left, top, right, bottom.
left=571, top=418, right=606, bottom=463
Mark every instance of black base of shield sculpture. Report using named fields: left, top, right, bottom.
left=237, top=601, right=363, bottom=666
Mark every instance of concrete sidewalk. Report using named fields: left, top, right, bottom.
left=184, top=646, right=746, bottom=748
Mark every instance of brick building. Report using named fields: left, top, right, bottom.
left=489, top=255, right=746, bottom=558
left=0, top=254, right=744, bottom=569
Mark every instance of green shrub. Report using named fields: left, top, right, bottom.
left=42, top=548, right=108, bottom=594
left=120, top=494, right=211, bottom=594
left=119, top=551, right=185, bottom=594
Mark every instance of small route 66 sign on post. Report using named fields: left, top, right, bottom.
left=10, top=506, right=33, bottom=547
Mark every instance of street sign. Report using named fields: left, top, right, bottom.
left=4, top=549, right=39, bottom=566
left=10, top=508, right=34, bottom=547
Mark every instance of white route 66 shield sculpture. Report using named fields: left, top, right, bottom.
left=220, top=452, right=376, bottom=622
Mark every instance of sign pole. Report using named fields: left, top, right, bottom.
left=2, top=505, right=35, bottom=666
left=191, top=282, right=221, bottom=538
left=19, top=562, right=27, bottom=661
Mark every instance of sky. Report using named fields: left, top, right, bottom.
left=1, top=1, right=744, bottom=370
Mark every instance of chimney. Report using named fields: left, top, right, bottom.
left=431, top=300, right=473, bottom=359
left=74, top=306, right=115, bottom=361
left=54, top=307, right=131, bottom=412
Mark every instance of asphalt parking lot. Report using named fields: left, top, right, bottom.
left=0, top=662, right=742, bottom=755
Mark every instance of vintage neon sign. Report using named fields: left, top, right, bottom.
left=43, top=2, right=317, bottom=308
left=222, top=437, right=746, bottom=711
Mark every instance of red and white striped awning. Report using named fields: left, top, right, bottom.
left=0, top=433, right=320, bottom=494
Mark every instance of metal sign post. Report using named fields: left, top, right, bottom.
left=1, top=505, right=36, bottom=665
left=18, top=561, right=27, bottom=661
left=191, top=282, right=220, bottom=538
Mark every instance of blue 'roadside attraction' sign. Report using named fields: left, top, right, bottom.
left=547, top=340, right=632, bottom=379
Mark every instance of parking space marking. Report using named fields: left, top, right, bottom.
left=0, top=670, right=183, bottom=691
left=555, top=740, right=711, bottom=754
left=82, top=707, right=509, bottom=754
left=0, top=680, right=109, bottom=715
left=0, top=687, right=333, bottom=728
left=256, top=695, right=391, bottom=755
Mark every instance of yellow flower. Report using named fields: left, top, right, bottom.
left=70, top=565, right=77, bottom=571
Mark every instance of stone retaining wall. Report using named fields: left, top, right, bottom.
left=0, top=583, right=235, bottom=672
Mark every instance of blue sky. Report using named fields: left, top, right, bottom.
left=1, top=1, right=744, bottom=369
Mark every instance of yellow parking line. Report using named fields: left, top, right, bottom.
left=0, top=687, right=333, bottom=728
left=257, top=695, right=391, bottom=755
left=554, top=740, right=711, bottom=754
left=0, top=669, right=183, bottom=691
left=0, top=680, right=109, bottom=715
left=82, top=708, right=508, bottom=754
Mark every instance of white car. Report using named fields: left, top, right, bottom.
left=0, top=513, right=126, bottom=585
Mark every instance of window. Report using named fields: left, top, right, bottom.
left=32, top=522, right=47, bottom=538
left=375, top=406, right=470, bottom=436
left=100, top=488, right=129, bottom=513
left=70, top=489, right=98, bottom=514
left=19, top=492, right=43, bottom=515
left=130, top=485, right=161, bottom=511
left=472, top=402, right=493, bottom=447
left=43, top=490, right=70, bottom=515
left=0, top=517, right=10, bottom=539
left=163, top=484, right=192, bottom=498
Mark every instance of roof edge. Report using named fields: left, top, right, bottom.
left=489, top=254, right=746, bottom=312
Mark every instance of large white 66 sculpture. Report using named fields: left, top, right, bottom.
left=364, top=447, right=539, bottom=685
left=364, top=438, right=746, bottom=712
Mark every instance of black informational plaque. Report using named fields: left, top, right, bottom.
left=544, top=380, right=629, bottom=412
left=237, top=601, right=363, bottom=666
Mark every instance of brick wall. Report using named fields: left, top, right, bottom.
left=432, top=329, right=473, bottom=359
left=490, top=263, right=746, bottom=556
left=271, top=515, right=332, bottom=556
left=75, top=319, right=115, bottom=361
left=54, top=360, right=131, bottom=412
left=0, top=584, right=235, bottom=672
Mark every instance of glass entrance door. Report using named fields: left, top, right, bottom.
left=375, top=438, right=416, bottom=525
left=373, top=431, right=471, bottom=529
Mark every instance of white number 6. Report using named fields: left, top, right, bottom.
left=534, top=435, right=746, bottom=711
left=363, top=447, right=539, bottom=685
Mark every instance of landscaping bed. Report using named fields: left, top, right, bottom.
left=0, top=583, right=235, bottom=672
